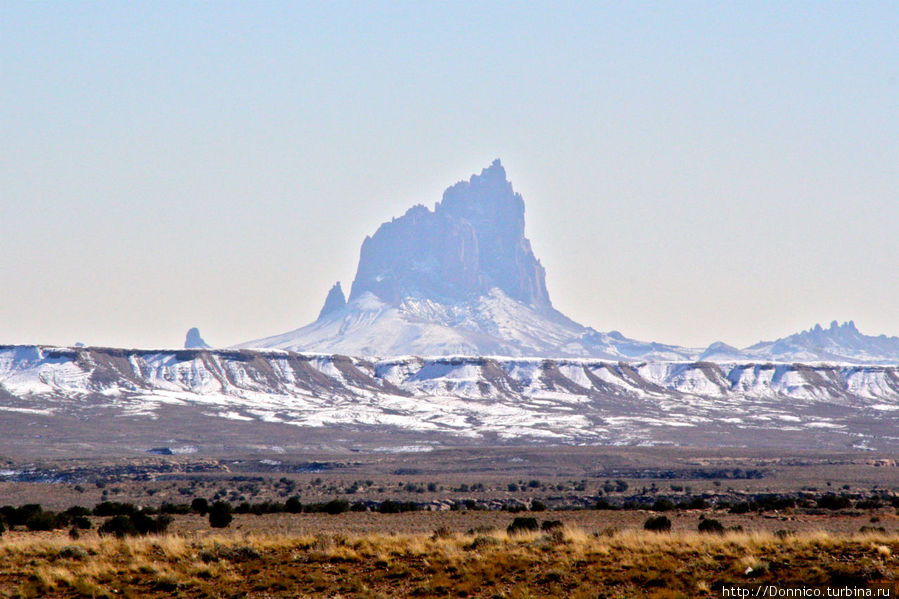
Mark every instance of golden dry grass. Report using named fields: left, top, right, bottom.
left=0, top=527, right=897, bottom=598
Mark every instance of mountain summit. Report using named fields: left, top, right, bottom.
left=241, top=162, right=897, bottom=363
left=348, top=160, right=550, bottom=309
left=242, top=160, right=689, bottom=358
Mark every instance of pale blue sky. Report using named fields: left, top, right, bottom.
left=2, top=2, right=897, bottom=349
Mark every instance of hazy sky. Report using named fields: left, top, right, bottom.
left=2, top=2, right=897, bottom=349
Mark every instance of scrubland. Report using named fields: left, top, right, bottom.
left=2, top=448, right=898, bottom=596
left=1, top=525, right=897, bottom=598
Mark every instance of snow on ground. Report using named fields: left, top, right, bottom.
left=0, top=345, right=897, bottom=445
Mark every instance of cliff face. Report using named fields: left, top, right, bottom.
left=348, top=160, right=551, bottom=309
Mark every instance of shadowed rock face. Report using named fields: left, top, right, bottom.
left=184, top=327, right=210, bottom=349
left=317, top=282, right=347, bottom=319
left=347, top=160, right=551, bottom=309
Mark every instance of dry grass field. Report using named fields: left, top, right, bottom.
left=2, top=447, right=898, bottom=597
left=1, top=526, right=897, bottom=598
left=135, top=508, right=899, bottom=538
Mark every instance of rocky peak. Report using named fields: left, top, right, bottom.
left=699, top=341, right=745, bottom=361
left=347, top=160, right=551, bottom=309
left=184, top=327, right=210, bottom=349
left=805, top=320, right=861, bottom=341
left=317, top=282, right=347, bottom=320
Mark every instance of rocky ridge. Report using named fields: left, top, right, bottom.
left=2, top=344, right=898, bottom=450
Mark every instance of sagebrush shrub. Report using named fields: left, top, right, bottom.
left=643, top=516, right=671, bottom=532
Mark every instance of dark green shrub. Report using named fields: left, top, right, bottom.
left=748, top=495, right=795, bottom=511
left=541, top=520, right=563, bottom=531
left=131, top=512, right=172, bottom=535
left=285, top=496, right=302, bottom=513
left=209, top=501, right=233, bottom=528
left=688, top=497, right=707, bottom=510
left=99, top=515, right=138, bottom=538
left=652, top=499, right=675, bottom=512
left=729, top=502, right=751, bottom=514
left=530, top=500, right=547, bottom=512
left=643, top=516, right=671, bottom=532
left=242, top=501, right=284, bottom=515
left=698, top=518, right=725, bottom=534
left=507, top=517, right=539, bottom=535
left=160, top=502, right=190, bottom=515
left=1, top=504, right=43, bottom=527
left=378, top=500, right=418, bottom=514
left=190, top=498, right=209, bottom=515
left=93, top=502, right=137, bottom=517
left=817, top=494, right=851, bottom=510
left=98, top=511, right=170, bottom=537
left=26, top=511, right=62, bottom=531
left=321, top=499, right=349, bottom=515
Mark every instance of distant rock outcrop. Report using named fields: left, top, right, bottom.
left=746, top=320, right=899, bottom=363
left=348, top=159, right=551, bottom=309
left=317, top=282, right=347, bottom=320
left=699, top=341, right=746, bottom=361
left=184, top=327, right=211, bottom=349
left=242, top=160, right=686, bottom=358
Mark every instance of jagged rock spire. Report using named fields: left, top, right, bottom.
left=317, top=282, right=347, bottom=320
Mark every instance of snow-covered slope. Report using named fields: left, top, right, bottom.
left=2, top=345, right=898, bottom=450
left=245, top=289, right=694, bottom=360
